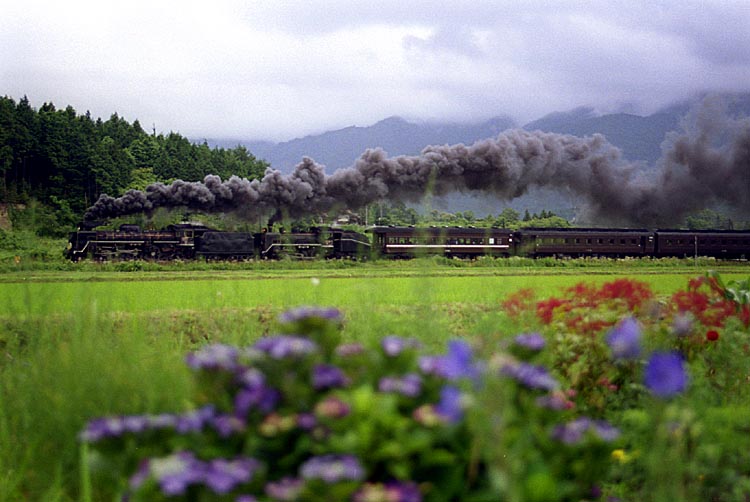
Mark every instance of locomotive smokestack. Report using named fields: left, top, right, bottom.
left=267, top=210, right=283, bottom=229
left=84, top=96, right=749, bottom=226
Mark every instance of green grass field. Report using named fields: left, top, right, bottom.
left=0, top=263, right=748, bottom=500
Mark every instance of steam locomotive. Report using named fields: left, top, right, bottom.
left=66, top=223, right=372, bottom=261
left=66, top=223, right=750, bottom=261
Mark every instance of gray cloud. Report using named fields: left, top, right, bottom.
left=1, top=1, right=749, bottom=140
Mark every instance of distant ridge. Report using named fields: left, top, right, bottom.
left=236, top=115, right=516, bottom=173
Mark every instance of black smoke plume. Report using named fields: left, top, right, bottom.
left=84, top=99, right=750, bottom=226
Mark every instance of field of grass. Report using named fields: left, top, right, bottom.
left=0, top=262, right=748, bottom=500
left=2, top=268, right=748, bottom=347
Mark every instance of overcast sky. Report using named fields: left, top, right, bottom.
left=2, top=0, right=750, bottom=142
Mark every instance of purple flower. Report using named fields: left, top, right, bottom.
left=500, top=362, right=559, bottom=391
left=514, top=332, right=546, bottom=351
left=237, top=367, right=265, bottom=388
left=299, top=454, right=365, bottom=483
left=312, top=364, right=350, bottom=390
left=185, top=344, right=240, bottom=371
left=551, top=417, right=620, bottom=445
left=606, top=318, right=642, bottom=360
left=204, top=457, right=261, bottom=494
left=296, top=413, right=317, bottom=430
left=644, top=351, right=688, bottom=398
left=441, top=340, right=482, bottom=381
left=129, top=453, right=261, bottom=496
left=147, top=451, right=205, bottom=496
left=253, top=335, right=318, bottom=359
left=279, top=306, right=342, bottom=323
left=235, top=386, right=279, bottom=417
left=378, top=373, right=422, bottom=397
left=418, top=340, right=482, bottom=382
left=128, top=459, right=150, bottom=490
left=593, top=420, right=621, bottom=442
left=80, top=407, right=217, bottom=442
left=418, top=355, right=442, bottom=375
left=211, top=414, right=246, bottom=437
left=435, top=385, right=464, bottom=423
left=234, top=368, right=279, bottom=416
left=174, top=406, right=216, bottom=434
left=385, top=481, right=422, bottom=502
left=382, top=335, right=420, bottom=356
left=265, top=477, right=304, bottom=501
left=80, top=416, right=132, bottom=442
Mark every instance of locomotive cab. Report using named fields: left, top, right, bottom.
left=66, top=229, right=96, bottom=261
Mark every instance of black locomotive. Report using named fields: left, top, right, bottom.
left=66, top=223, right=372, bottom=261
left=67, top=223, right=750, bottom=261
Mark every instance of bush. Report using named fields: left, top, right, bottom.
left=80, top=308, right=620, bottom=501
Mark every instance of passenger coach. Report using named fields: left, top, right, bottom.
left=370, top=226, right=514, bottom=258
left=516, top=228, right=655, bottom=258
left=654, top=230, right=750, bottom=259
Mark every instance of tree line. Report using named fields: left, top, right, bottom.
left=0, top=96, right=268, bottom=235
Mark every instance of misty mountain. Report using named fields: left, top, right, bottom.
left=523, top=106, right=684, bottom=165
left=237, top=115, right=516, bottom=172
left=221, top=106, right=687, bottom=173
left=200, top=93, right=749, bottom=218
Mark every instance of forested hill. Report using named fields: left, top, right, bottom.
left=0, top=96, right=268, bottom=235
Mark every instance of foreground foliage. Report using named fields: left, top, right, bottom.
left=75, top=273, right=750, bottom=501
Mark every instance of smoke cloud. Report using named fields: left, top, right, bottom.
left=84, top=99, right=750, bottom=226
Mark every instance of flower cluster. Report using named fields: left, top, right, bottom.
left=530, top=278, right=655, bottom=334
left=670, top=274, right=750, bottom=328
left=81, top=308, right=498, bottom=501
left=81, top=301, right=637, bottom=501
left=501, top=276, right=727, bottom=414
left=129, top=451, right=261, bottom=496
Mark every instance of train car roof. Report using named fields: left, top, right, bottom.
left=654, top=228, right=750, bottom=234
left=518, top=227, right=651, bottom=232
left=367, top=225, right=512, bottom=233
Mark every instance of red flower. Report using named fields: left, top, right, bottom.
left=706, top=330, right=720, bottom=342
